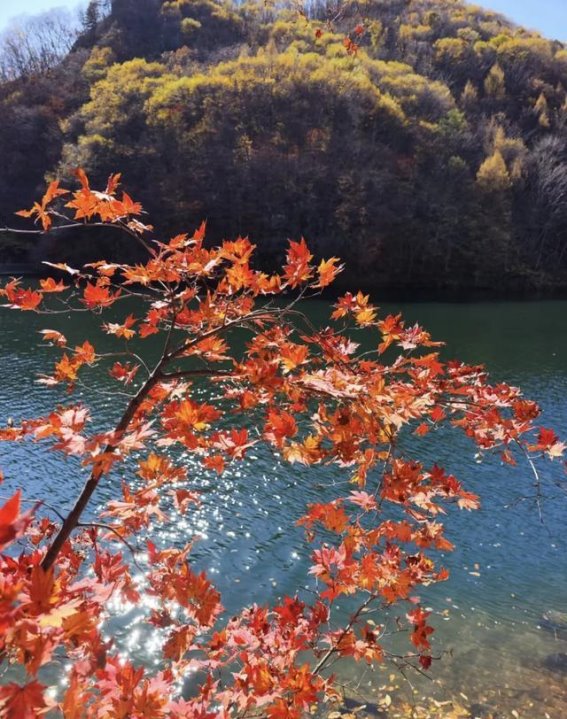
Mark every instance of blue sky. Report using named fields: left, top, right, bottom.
left=0, top=2, right=84, bottom=31
left=486, top=0, right=567, bottom=40
left=0, top=0, right=566, bottom=40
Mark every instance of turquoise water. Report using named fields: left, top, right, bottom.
left=0, top=299, right=566, bottom=716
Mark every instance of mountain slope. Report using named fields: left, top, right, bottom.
left=2, top=0, right=567, bottom=294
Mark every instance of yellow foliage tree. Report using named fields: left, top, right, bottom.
left=484, top=62, right=506, bottom=99
left=476, top=149, right=511, bottom=191
left=534, top=91, right=551, bottom=128
left=82, top=46, right=116, bottom=83
left=461, top=80, right=478, bottom=108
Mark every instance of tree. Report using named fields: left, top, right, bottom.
left=475, top=149, right=514, bottom=274
left=3, top=0, right=567, bottom=292
left=534, top=90, right=551, bottom=128
left=0, top=171, right=563, bottom=717
left=476, top=149, right=511, bottom=191
left=82, top=1, right=102, bottom=39
left=0, top=8, right=80, bottom=81
left=483, top=62, right=506, bottom=100
left=524, top=135, right=567, bottom=272
left=461, top=79, right=478, bottom=109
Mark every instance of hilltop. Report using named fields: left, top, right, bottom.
left=2, top=0, right=567, bottom=295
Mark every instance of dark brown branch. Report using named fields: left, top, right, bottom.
left=313, top=595, right=376, bottom=675
left=40, top=370, right=162, bottom=571
left=38, top=294, right=307, bottom=570
left=1, top=220, right=155, bottom=257
left=166, top=308, right=289, bottom=362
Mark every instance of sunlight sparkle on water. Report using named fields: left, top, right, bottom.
left=2, top=300, right=567, bottom=716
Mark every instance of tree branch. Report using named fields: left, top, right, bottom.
left=40, top=369, right=162, bottom=571
left=1, top=219, right=155, bottom=257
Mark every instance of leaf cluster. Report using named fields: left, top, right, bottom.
left=0, top=172, right=563, bottom=716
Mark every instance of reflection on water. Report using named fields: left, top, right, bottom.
left=1, top=299, right=566, bottom=717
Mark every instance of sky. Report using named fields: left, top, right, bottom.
left=0, top=0, right=566, bottom=40
left=0, top=2, right=84, bottom=31
left=486, top=0, right=567, bottom=40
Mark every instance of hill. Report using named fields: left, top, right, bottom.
left=2, top=0, right=567, bottom=295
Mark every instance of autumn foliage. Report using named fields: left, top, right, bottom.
left=0, top=172, right=564, bottom=718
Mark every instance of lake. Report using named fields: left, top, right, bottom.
left=1, top=298, right=566, bottom=718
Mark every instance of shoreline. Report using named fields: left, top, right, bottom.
left=2, top=263, right=567, bottom=303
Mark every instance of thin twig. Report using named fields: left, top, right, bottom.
left=0, top=494, right=66, bottom=522
left=313, top=594, right=376, bottom=675
left=1, top=220, right=156, bottom=257
left=76, top=521, right=143, bottom=570
left=160, top=368, right=234, bottom=381
left=516, top=439, right=544, bottom=524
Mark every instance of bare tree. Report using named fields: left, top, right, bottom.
left=525, top=135, right=567, bottom=271
left=0, top=8, right=81, bottom=81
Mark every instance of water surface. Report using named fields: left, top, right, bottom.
left=1, top=299, right=566, bottom=717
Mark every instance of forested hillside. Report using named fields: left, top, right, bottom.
left=2, top=0, right=567, bottom=295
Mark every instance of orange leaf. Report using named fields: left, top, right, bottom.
left=0, top=491, right=34, bottom=550
left=105, top=172, right=122, bottom=195
left=203, top=455, right=225, bottom=474
left=75, top=167, right=90, bottom=190
left=0, top=681, right=48, bottom=719
left=280, top=343, right=309, bottom=372
left=40, top=278, right=68, bottom=293
left=193, top=220, right=207, bottom=242
left=59, top=673, right=89, bottom=719
left=163, top=625, right=197, bottom=662
left=104, top=314, right=137, bottom=340
left=283, top=238, right=313, bottom=288
left=264, top=408, right=298, bottom=447
left=172, top=489, right=200, bottom=512
left=74, top=340, right=96, bottom=365
left=110, top=361, right=139, bottom=385
left=313, top=257, right=343, bottom=288
left=4, top=286, right=43, bottom=311
left=82, top=282, right=120, bottom=309
left=118, top=191, right=143, bottom=216
left=42, top=179, right=68, bottom=206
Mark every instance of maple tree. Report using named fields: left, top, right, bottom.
left=0, top=172, right=564, bottom=718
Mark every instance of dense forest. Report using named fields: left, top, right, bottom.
left=1, top=0, right=567, bottom=295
